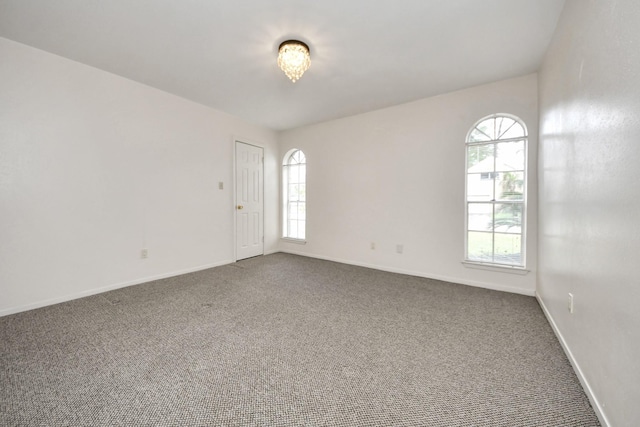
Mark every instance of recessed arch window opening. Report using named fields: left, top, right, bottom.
left=283, top=149, right=306, bottom=240
left=465, top=114, right=527, bottom=267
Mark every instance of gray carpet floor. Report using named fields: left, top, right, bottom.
left=1, top=253, right=600, bottom=426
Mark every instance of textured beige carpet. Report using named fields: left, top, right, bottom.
left=1, top=253, right=599, bottom=426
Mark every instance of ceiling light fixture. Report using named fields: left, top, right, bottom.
left=277, top=40, right=310, bottom=83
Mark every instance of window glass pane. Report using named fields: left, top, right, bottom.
left=468, top=203, right=493, bottom=232
left=468, top=129, right=491, bottom=142
left=298, top=165, right=306, bottom=183
left=467, top=145, right=494, bottom=172
left=496, top=117, right=516, bottom=139
left=493, top=203, right=522, bottom=234
left=467, top=174, right=494, bottom=201
left=298, top=203, right=306, bottom=220
left=495, top=172, right=524, bottom=200
left=288, top=165, right=300, bottom=183
left=467, top=231, right=493, bottom=262
left=289, top=202, right=298, bottom=220
left=288, top=184, right=299, bottom=201
left=289, top=150, right=303, bottom=165
left=288, top=220, right=298, bottom=238
left=493, top=233, right=522, bottom=265
left=476, top=118, right=496, bottom=140
left=298, top=221, right=306, bottom=240
left=500, top=122, right=526, bottom=139
left=496, top=140, right=525, bottom=171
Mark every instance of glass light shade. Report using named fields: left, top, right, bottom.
left=277, top=40, right=310, bottom=83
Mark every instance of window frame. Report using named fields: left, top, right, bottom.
left=282, top=149, right=306, bottom=242
left=464, top=114, right=528, bottom=270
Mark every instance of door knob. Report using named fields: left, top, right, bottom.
left=237, top=205, right=244, bottom=210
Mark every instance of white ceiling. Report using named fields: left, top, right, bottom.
left=0, top=0, right=565, bottom=130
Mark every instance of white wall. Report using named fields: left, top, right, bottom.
left=537, top=1, right=640, bottom=426
left=0, top=38, right=279, bottom=315
left=279, top=74, right=539, bottom=295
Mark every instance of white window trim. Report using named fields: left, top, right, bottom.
left=282, top=149, right=306, bottom=240
left=464, top=113, right=528, bottom=269
left=280, top=237, right=307, bottom=244
left=461, top=260, right=529, bottom=275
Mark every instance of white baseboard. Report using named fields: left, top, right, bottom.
left=0, top=260, right=233, bottom=317
left=279, top=249, right=535, bottom=296
left=535, top=293, right=610, bottom=427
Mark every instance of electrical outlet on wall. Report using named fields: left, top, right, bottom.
left=370, top=242, right=376, bottom=250
left=396, top=244, right=404, bottom=254
left=141, top=249, right=148, bottom=259
left=568, top=293, right=574, bottom=314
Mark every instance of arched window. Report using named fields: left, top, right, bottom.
left=465, top=114, right=527, bottom=267
left=283, top=149, right=306, bottom=240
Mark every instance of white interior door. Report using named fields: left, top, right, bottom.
left=235, top=141, right=264, bottom=260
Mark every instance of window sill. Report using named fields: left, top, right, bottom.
left=281, top=237, right=307, bottom=245
left=461, top=260, right=529, bottom=275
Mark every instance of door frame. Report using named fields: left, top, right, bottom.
left=233, top=139, right=265, bottom=262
